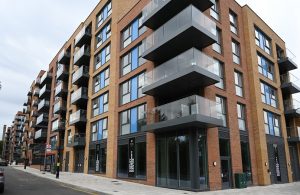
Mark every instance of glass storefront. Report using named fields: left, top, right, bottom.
left=88, top=144, right=107, bottom=174
left=241, top=141, right=252, bottom=184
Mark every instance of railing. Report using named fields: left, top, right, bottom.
left=39, top=85, right=50, bottom=97
left=286, top=126, right=300, bottom=138
left=69, top=110, right=86, bottom=124
left=58, top=49, right=70, bottom=62
left=147, top=95, right=220, bottom=124
left=55, top=82, right=67, bottom=95
left=52, top=119, right=65, bottom=131
left=144, top=5, right=216, bottom=52
left=40, top=72, right=51, bottom=84
left=36, top=113, right=49, bottom=125
left=71, top=87, right=88, bottom=103
left=57, top=64, right=67, bottom=78
left=35, top=78, right=41, bottom=85
left=53, top=100, right=66, bottom=113
left=68, top=134, right=86, bottom=147
left=144, top=48, right=218, bottom=86
left=73, top=45, right=90, bottom=63
left=72, top=66, right=89, bottom=83
left=142, top=0, right=170, bottom=22
left=75, top=26, right=91, bottom=46
left=35, top=129, right=47, bottom=139
left=33, top=88, right=40, bottom=96
left=38, top=99, right=49, bottom=110
left=284, top=98, right=300, bottom=111
left=281, top=73, right=300, bottom=87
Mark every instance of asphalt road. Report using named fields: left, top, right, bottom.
left=1, top=166, right=102, bottom=195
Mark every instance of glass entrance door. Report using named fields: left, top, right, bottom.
left=221, top=158, right=231, bottom=189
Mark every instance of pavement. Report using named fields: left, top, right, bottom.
left=11, top=165, right=300, bottom=195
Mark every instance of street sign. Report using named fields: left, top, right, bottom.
left=46, top=144, right=51, bottom=152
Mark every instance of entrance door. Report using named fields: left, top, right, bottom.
left=289, top=146, right=300, bottom=181
left=65, top=152, right=69, bottom=172
left=221, top=158, right=231, bottom=189
left=75, top=149, right=84, bottom=173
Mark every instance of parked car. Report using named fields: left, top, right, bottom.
left=0, top=159, right=7, bottom=166
left=0, top=168, right=4, bottom=193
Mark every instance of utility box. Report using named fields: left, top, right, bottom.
left=235, top=173, right=247, bottom=188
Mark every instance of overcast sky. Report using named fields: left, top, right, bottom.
left=0, top=0, right=299, bottom=139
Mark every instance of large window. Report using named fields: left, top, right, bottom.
left=241, top=142, right=252, bottom=184
left=210, top=0, right=219, bottom=21
left=95, top=44, right=111, bottom=71
left=92, top=92, right=109, bottom=117
left=215, top=60, right=225, bottom=89
left=121, top=15, right=146, bottom=49
left=257, top=54, right=274, bottom=81
left=121, top=43, right=146, bottom=76
left=96, top=22, right=111, bottom=49
left=93, top=67, right=110, bottom=93
left=120, top=72, right=145, bottom=105
left=232, top=40, right=240, bottom=64
left=255, top=28, right=271, bottom=55
left=118, top=141, right=146, bottom=179
left=261, top=82, right=277, bottom=108
left=216, top=96, right=227, bottom=127
left=91, top=118, right=108, bottom=141
left=229, top=11, right=238, bottom=34
left=120, top=104, right=146, bottom=135
left=237, top=103, right=246, bottom=131
left=264, top=110, right=280, bottom=136
left=212, top=28, right=222, bottom=54
left=234, top=71, right=244, bottom=97
left=96, top=1, right=112, bottom=28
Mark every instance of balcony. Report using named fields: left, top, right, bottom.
left=37, top=99, right=50, bottom=112
left=40, top=72, right=52, bottom=86
left=29, top=120, right=36, bottom=128
left=284, top=98, right=300, bottom=117
left=71, top=87, right=88, bottom=107
left=35, top=78, right=41, bottom=86
left=143, top=95, right=223, bottom=133
left=67, top=134, right=86, bottom=148
left=31, top=111, right=39, bottom=117
left=73, top=45, right=90, bottom=65
left=278, top=57, right=298, bottom=73
left=39, top=84, right=51, bottom=99
left=143, top=5, right=217, bottom=63
left=32, top=100, right=39, bottom=107
left=74, top=25, right=92, bottom=48
left=72, top=65, right=89, bottom=86
left=281, top=73, right=300, bottom=94
left=287, top=126, right=300, bottom=143
left=69, top=110, right=87, bottom=126
left=58, top=49, right=71, bottom=65
left=33, top=88, right=40, bottom=96
left=56, top=64, right=69, bottom=81
left=53, top=99, right=67, bottom=114
left=55, top=82, right=68, bottom=97
left=36, top=113, right=49, bottom=127
left=143, top=0, right=213, bottom=28
left=52, top=119, right=65, bottom=132
left=34, top=129, right=47, bottom=140
left=142, top=48, right=219, bottom=98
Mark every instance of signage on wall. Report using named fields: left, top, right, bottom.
left=128, top=138, right=135, bottom=177
left=96, top=144, right=100, bottom=172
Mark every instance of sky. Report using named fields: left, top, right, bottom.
left=0, top=0, right=299, bottom=139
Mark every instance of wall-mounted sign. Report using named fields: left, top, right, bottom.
left=128, top=138, right=135, bottom=177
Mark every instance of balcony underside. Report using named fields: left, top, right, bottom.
left=285, top=109, right=300, bottom=118
left=143, top=26, right=217, bottom=63
left=74, top=54, right=90, bottom=66
left=57, top=72, right=69, bottom=81
left=58, top=55, right=70, bottom=65
left=54, top=107, right=66, bottom=114
left=38, top=105, right=49, bottom=113
left=40, top=77, right=51, bottom=86
left=71, top=97, right=88, bottom=107
left=55, top=90, right=68, bottom=98
left=75, top=34, right=91, bottom=48
left=143, top=0, right=213, bottom=29
left=143, top=66, right=220, bottom=98
left=39, top=90, right=51, bottom=99
left=281, top=83, right=300, bottom=94
left=73, top=75, right=89, bottom=86
left=142, top=114, right=222, bottom=133
left=288, top=137, right=300, bottom=143
left=69, top=119, right=86, bottom=126
left=278, top=58, right=298, bottom=73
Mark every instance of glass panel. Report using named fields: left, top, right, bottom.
left=178, top=135, right=190, bottom=188
left=157, top=137, right=167, bottom=186
left=167, top=136, right=178, bottom=188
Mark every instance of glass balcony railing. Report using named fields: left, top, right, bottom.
left=284, top=98, right=300, bottom=111
left=55, top=82, right=67, bottom=96
left=33, top=88, right=40, bottom=96
left=69, top=110, right=86, bottom=125
left=281, top=73, right=300, bottom=87
left=56, top=64, right=68, bottom=79
left=144, top=5, right=216, bottom=52
left=53, top=99, right=66, bottom=113
left=71, top=87, right=88, bottom=104
left=52, top=119, right=65, bottom=131
left=145, top=48, right=218, bottom=86
left=67, top=134, right=86, bottom=147
left=35, top=129, right=47, bottom=139
left=142, top=0, right=170, bottom=20
left=147, top=95, right=220, bottom=124
left=37, top=99, right=50, bottom=111
left=75, top=26, right=91, bottom=46
left=40, top=72, right=52, bottom=84
left=73, top=45, right=90, bottom=65
left=58, top=49, right=70, bottom=64
left=72, top=66, right=89, bottom=84
left=39, top=85, right=50, bottom=98
left=36, top=114, right=49, bottom=125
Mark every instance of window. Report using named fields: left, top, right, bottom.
left=95, top=44, right=111, bottom=70
left=92, top=92, right=109, bottom=117
left=257, top=54, right=274, bottom=81
left=237, top=103, right=246, bottom=131
left=212, top=28, right=222, bottom=53
left=120, top=73, right=145, bottom=105
left=255, top=28, right=271, bottom=55
left=91, top=118, right=108, bottom=141
left=261, top=82, right=277, bottom=108
left=50, top=136, right=57, bottom=149
left=93, top=67, right=110, bottom=93
left=264, top=110, right=280, bottom=136
left=232, top=41, right=240, bottom=64
left=241, top=142, right=252, bottom=183
left=96, top=1, right=112, bottom=28
left=215, top=60, right=225, bottom=89
left=121, top=43, right=146, bottom=76
left=120, top=104, right=146, bottom=135
left=234, top=71, right=243, bottom=97
left=216, top=96, right=227, bottom=127
left=210, top=0, right=219, bottom=20
left=122, top=15, right=146, bottom=48
left=96, top=22, right=111, bottom=48
left=229, top=11, right=238, bottom=34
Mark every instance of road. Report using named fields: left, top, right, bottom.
left=2, top=166, right=102, bottom=195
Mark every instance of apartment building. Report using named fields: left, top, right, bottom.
left=2, top=125, right=10, bottom=161
left=10, top=0, right=299, bottom=191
